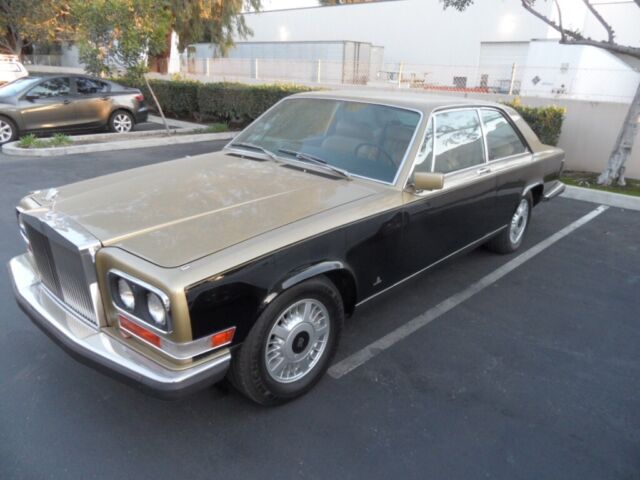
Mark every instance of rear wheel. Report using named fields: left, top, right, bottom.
left=486, top=192, right=532, bottom=254
left=109, top=110, right=134, bottom=133
left=0, top=116, right=18, bottom=145
left=229, top=277, right=344, bottom=405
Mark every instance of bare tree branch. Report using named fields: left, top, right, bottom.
left=520, top=0, right=581, bottom=40
left=582, top=0, right=615, bottom=42
left=554, top=0, right=566, bottom=42
left=561, top=37, right=640, bottom=58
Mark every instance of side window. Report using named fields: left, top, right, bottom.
left=481, top=109, right=528, bottom=160
left=413, top=117, right=433, bottom=173
left=433, top=110, right=485, bottom=174
left=76, top=77, right=109, bottom=95
left=28, top=78, right=70, bottom=98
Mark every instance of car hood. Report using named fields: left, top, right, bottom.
left=36, top=151, right=380, bottom=267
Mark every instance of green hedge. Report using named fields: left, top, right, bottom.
left=115, top=78, right=312, bottom=124
left=505, top=99, right=566, bottom=146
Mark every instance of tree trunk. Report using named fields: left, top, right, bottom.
left=598, top=79, right=640, bottom=186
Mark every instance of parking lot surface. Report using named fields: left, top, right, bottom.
left=1, top=143, right=638, bottom=480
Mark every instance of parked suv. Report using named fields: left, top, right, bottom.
left=0, top=74, right=148, bottom=144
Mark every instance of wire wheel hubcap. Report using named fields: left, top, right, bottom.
left=113, top=113, right=132, bottom=133
left=510, top=198, right=530, bottom=244
left=0, top=120, right=13, bottom=143
left=265, top=299, right=331, bottom=383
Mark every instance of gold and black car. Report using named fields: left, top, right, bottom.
left=9, top=91, right=565, bottom=404
left=0, top=74, right=148, bottom=144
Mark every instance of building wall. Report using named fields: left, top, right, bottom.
left=241, top=0, right=555, bottom=65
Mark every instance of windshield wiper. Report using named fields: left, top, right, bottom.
left=277, top=148, right=351, bottom=180
left=229, top=142, right=280, bottom=163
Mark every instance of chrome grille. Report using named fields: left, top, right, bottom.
left=25, top=222, right=98, bottom=325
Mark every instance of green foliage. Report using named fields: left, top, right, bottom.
left=18, top=134, right=45, bottom=149
left=118, top=78, right=313, bottom=124
left=0, top=0, right=72, bottom=55
left=19, top=133, right=72, bottom=149
left=73, top=0, right=172, bottom=80
left=49, top=133, right=72, bottom=147
left=197, top=83, right=313, bottom=124
left=505, top=99, right=566, bottom=146
left=170, top=0, right=261, bottom=55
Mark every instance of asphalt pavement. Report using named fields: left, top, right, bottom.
left=0, top=142, right=638, bottom=480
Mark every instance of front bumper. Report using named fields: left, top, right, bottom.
left=9, top=254, right=231, bottom=399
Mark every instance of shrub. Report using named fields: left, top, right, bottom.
left=197, top=82, right=314, bottom=125
left=505, top=98, right=566, bottom=146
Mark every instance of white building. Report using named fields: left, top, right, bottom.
left=215, top=0, right=639, bottom=102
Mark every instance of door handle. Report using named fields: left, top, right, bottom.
left=100, top=97, right=110, bottom=101
left=477, top=167, right=491, bottom=175
left=63, top=99, right=71, bottom=105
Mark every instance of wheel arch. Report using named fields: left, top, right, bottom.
left=269, top=260, right=358, bottom=317
left=522, top=181, right=544, bottom=206
left=110, top=107, right=136, bottom=124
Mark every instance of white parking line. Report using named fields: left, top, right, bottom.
left=328, top=205, right=609, bottom=379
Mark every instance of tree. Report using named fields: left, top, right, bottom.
left=0, top=0, right=72, bottom=56
left=73, top=0, right=172, bottom=81
left=442, top=0, right=640, bottom=186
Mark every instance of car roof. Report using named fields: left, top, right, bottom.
left=292, top=89, right=504, bottom=116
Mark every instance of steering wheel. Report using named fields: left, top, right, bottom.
left=354, top=143, right=396, bottom=169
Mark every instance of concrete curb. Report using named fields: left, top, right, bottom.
left=148, top=115, right=204, bottom=130
left=561, top=184, right=640, bottom=212
left=2, top=131, right=235, bottom=157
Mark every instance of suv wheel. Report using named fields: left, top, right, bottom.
left=109, top=110, right=134, bottom=133
left=229, top=277, right=344, bottom=405
left=0, top=117, right=18, bottom=144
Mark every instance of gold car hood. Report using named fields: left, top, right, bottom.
left=41, top=152, right=380, bottom=267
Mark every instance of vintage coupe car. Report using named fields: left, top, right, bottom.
left=0, top=74, right=148, bottom=144
left=9, top=91, right=565, bottom=404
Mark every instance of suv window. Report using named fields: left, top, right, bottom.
left=28, top=78, right=70, bottom=98
left=76, top=77, right=109, bottom=95
left=433, top=110, right=485, bottom=173
left=481, top=109, right=528, bottom=160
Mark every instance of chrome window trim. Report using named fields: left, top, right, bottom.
left=108, top=268, right=173, bottom=335
left=224, top=96, right=424, bottom=187
left=478, top=107, right=532, bottom=160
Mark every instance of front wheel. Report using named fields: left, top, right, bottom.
left=229, top=277, right=344, bottom=405
left=109, top=110, right=134, bottom=133
left=0, top=116, right=18, bottom=145
left=486, top=192, right=532, bottom=254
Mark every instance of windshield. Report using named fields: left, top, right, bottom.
left=0, top=77, right=39, bottom=96
left=230, top=98, right=421, bottom=183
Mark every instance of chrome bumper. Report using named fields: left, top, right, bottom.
left=8, top=254, right=231, bottom=399
left=544, top=181, right=566, bottom=201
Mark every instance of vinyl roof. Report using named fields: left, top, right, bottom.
left=294, top=89, right=503, bottom=115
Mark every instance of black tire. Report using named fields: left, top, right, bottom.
left=109, top=110, right=134, bottom=133
left=229, top=276, right=344, bottom=405
left=0, top=115, right=18, bottom=145
left=485, top=192, right=533, bottom=254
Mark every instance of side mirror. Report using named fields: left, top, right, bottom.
left=25, top=94, right=39, bottom=101
left=413, top=172, right=445, bottom=191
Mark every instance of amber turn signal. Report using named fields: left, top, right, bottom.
left=119, top=315, right=162, bottom=348
left=211, top=327, right=236, bottom=348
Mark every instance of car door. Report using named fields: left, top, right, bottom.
left=478, top=108, right=533, bottom=223
left=402, top=108, right=499, bottom=272
left=72, top=77, right=113, bottom=127
left=18, top=77, right=76, bottom=131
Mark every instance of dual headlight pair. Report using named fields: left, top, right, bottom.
left=109, top=271, right=171, bottom=332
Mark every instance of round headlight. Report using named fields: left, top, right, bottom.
left=146, top=292, right=167, bottom=327
left=117, top=279, right=135, bottom=310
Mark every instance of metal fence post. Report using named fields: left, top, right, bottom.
left=509, top=62, right=517, bottom=96
left=206, top=58, right=210, bottom=77
left=398, top=62, right=404, bottom=88
left=317, top=59, right=322, bottom=83
left=254, top=58, right=259, bottom=80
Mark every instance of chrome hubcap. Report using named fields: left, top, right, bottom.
left=265, top=299, right=330, bottom=383
left=0, top=120, right=13, bottom=143
left=113, top=114, right=132, bottom=133
left=510, top=198, right=530, bottom=244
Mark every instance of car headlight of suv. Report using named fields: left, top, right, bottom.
left=108, top=271, right=172, bottom=333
